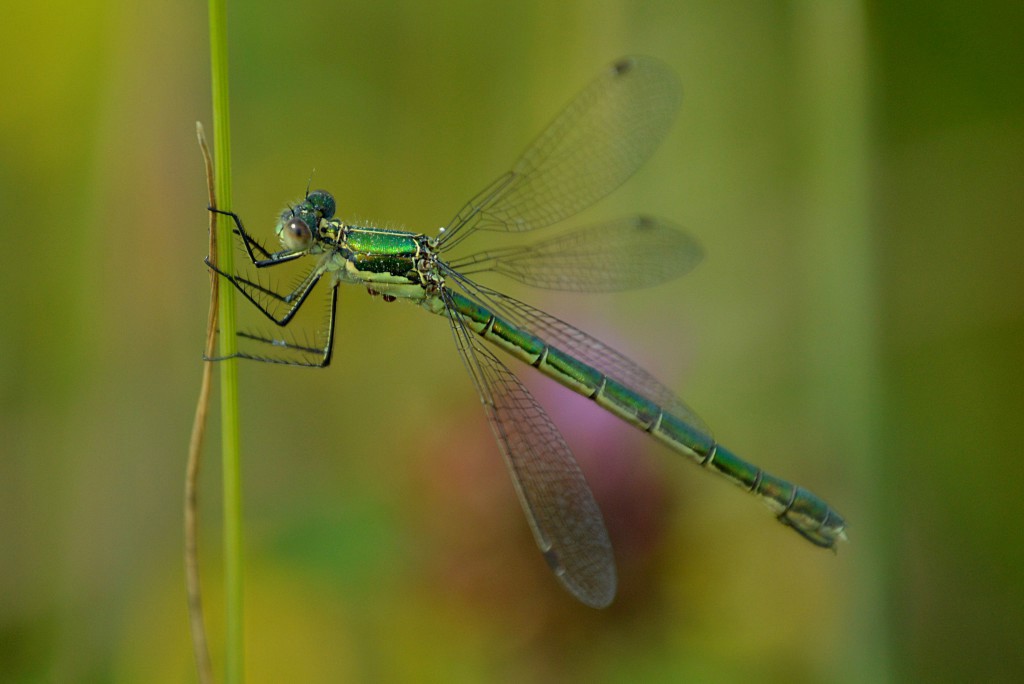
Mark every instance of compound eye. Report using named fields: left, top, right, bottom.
left=281, top=216, right=313, bottom=250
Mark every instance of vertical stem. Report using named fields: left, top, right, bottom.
left=793, top=2, right=891, bottom=681
left=185, top=122, right=218, bottom=684
left=208, top=0, right=244, bottom=681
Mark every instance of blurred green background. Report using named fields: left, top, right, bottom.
left=2, top=1, right=1021, bottom=682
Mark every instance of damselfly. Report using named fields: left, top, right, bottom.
left=207, top=56, right=846, bottom=608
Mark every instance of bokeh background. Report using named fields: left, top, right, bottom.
left=2, top=1, right=1021, bottom=682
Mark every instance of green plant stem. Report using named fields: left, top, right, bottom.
left=793, top=4, right=889, bottom=681
left=208, top=0, right=243, bottom=681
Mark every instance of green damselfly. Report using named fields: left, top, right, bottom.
left=207, top=56, right=846, bottom=608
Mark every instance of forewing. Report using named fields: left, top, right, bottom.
left=438, top=56, right=681, bottom=249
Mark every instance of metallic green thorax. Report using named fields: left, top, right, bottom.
left=317, top=220, right=445, bottom=304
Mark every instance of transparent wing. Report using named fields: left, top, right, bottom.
left=444, top=272, right=711, bottom=436
left=443, top=289, right=617, bottom=608
left=446, top=215, right=702, bottom=292
left=437, top=56, right=681, bottom=251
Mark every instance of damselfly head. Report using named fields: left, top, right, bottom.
left=275, top=189, right=338, bottom=252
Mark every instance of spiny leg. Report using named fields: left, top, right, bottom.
left=205, top=256, right=326, bottom=327
left=209, top=207, right=305, bottom=267
left=212, top=282, right=339, bottom=367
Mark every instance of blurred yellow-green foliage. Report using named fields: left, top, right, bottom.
left=1, top=1, right=1021, bottom=682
